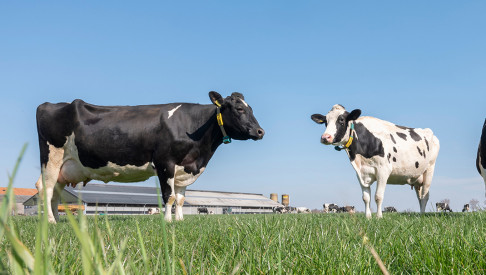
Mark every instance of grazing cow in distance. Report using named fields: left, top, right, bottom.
left=296, top=207, right=311, bottom=213
left=273, top=206, right=288, bottom=214
left=148, top=208, right=160, bottom=215
left=312, top=104, right=440, bottom=219
left=197, top=207, right=209, bottom=214
left=436, top=202, right=453, bottom=212
left=323, top=203, right=340, bottom=213
left=462, top=204, right=470, bottom=212
left=476, top=119, right=486, bottom=196
left=35, top=92, right=265, bottom=223
left=384, top=206, right=397, bottom=213
left=338, top=206, right=355, bottom=213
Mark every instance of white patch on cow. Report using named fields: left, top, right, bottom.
left=168, top=104, right=182, bottom=119
left=323, top=104, right=347, bottom=144
left=479, top=154, right=486, bottom=197
left=240, top=99, right=249, bottom=107
left=35, top=141, right=65, bottom=223
left=58, top=133, right=156, bottom=185
left=173, top=165, right=206, bottom=187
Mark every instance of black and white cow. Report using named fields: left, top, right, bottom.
left=323, top=203, right=339, bottom=213
left=436, top=202, right=453, bottom=212
left=35, top=92, right=264, bottom=223
left=311, top=104, right=440, bottom=218
left=462, top=204, right=470, bottom=212
left=272, top=206, right=288, bottom=214
left=384, top=206, right=397, bottom=213
left=197, top=207, right=209, bottom=214
left=476, top=119, right=486, bottom=196
left=337, top=206, right=355, bottom=213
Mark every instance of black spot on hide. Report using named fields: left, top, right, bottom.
left=396, top=132, right=407, bottom=141
left=415, top=161, right=419, bottom=168
left=409, top=129, right=422, bottom=141
left=417, top=146, right=422, bottom=156
left=393, top=147, right=397, bottom=153
left=393, top=157, right=396, bottom=162
left=347, top=123, right=385, bottom=162
left=390, top=134, right=396, bottom=144
left=396, top=125, right=422, bottom=141
left=425, top=138, right=429, bottom=151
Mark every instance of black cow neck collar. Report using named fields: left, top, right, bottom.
left=216, top=107, right=231, bottom=144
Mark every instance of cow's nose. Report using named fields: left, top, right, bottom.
left=322, top=134, right=333, bottom=144
left=256, top=128, right=265, bottom=139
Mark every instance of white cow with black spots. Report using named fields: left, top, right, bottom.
left=312, top=104, right=440, bottom=219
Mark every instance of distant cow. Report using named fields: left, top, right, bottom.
left=34, top=92, right=264, bottom=223
left=476, top=119, right=486, bottom=196
left=197, top=207, right=209, bottom=214
left=338, top=206, right=355, bottom=213
left=148, top=208, right=160, bottom=215
left=312, top=105, right=440, bottom=219
left=436, top=202, right=453, bottom=212
left=323, top=203, right=340, bottom=213
left=462, top=204, right=470, bottom=212
left=296, top=207, right=311, bottom=213
left=384, top=206, right=397, bottom=213
left=273, top=206, right=288, bottom=214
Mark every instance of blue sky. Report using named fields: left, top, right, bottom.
left=1, top=1, right=485, bottom=212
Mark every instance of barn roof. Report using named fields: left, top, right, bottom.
left=23, top=183, right=283, bottom=208
left=0, top=188, right=39, bottom=204
left=0, top=187, right=37, bottom=196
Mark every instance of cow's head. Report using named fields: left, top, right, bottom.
left=209, top=91, right=265, bottom=141
left=311, top=104, right=361, bottom=145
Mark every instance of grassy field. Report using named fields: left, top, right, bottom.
left=1, top=211, right=486, bottom=274
left=1, top=146, right=485, bottom=274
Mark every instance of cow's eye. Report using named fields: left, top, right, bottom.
left=237, top=108, right=245, bottom=113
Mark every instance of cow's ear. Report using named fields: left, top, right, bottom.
left=209, top=91, right=224, bottom=107
left=311, top=114, right=326, bottom=124
left=347, top=109, right=361, bottom=121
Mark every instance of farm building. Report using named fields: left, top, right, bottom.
left=0, top=187, right=37, bottom=215
left=23, top=183, right=283, bottom=215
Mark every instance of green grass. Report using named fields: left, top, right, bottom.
left=1, top=145, right=486, bottom=274
left=1, top=212, right=486, bottom=274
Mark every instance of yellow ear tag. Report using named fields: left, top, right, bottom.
left=217, top=113, right=224, bottom=126
left=214, top=100, right=221, bottom=107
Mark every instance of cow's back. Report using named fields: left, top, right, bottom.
left=357, top=117, right=439, bottom=182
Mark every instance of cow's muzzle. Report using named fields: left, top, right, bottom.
left=250, top=128, right=265, bottom=140
left=321, top=134, right=333, bottom=144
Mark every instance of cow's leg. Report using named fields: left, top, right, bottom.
left=482, top=172, right=486, bottom=197
left=174, top=186, right=186, bottom=221
left=417, top=162, right=436, bottom=213
left=51, top=182, right=66, bottom=222
left=156, top=167, right=175, bottom=223
left=361, top=185, right=372, bottom=219
left=374, top=173, right=390, bottom=219
left=355, top=171, right=373, bottom=219
left=35, top=144, right=64, bottom=224
left=164, top=177, right=175, bottom=222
